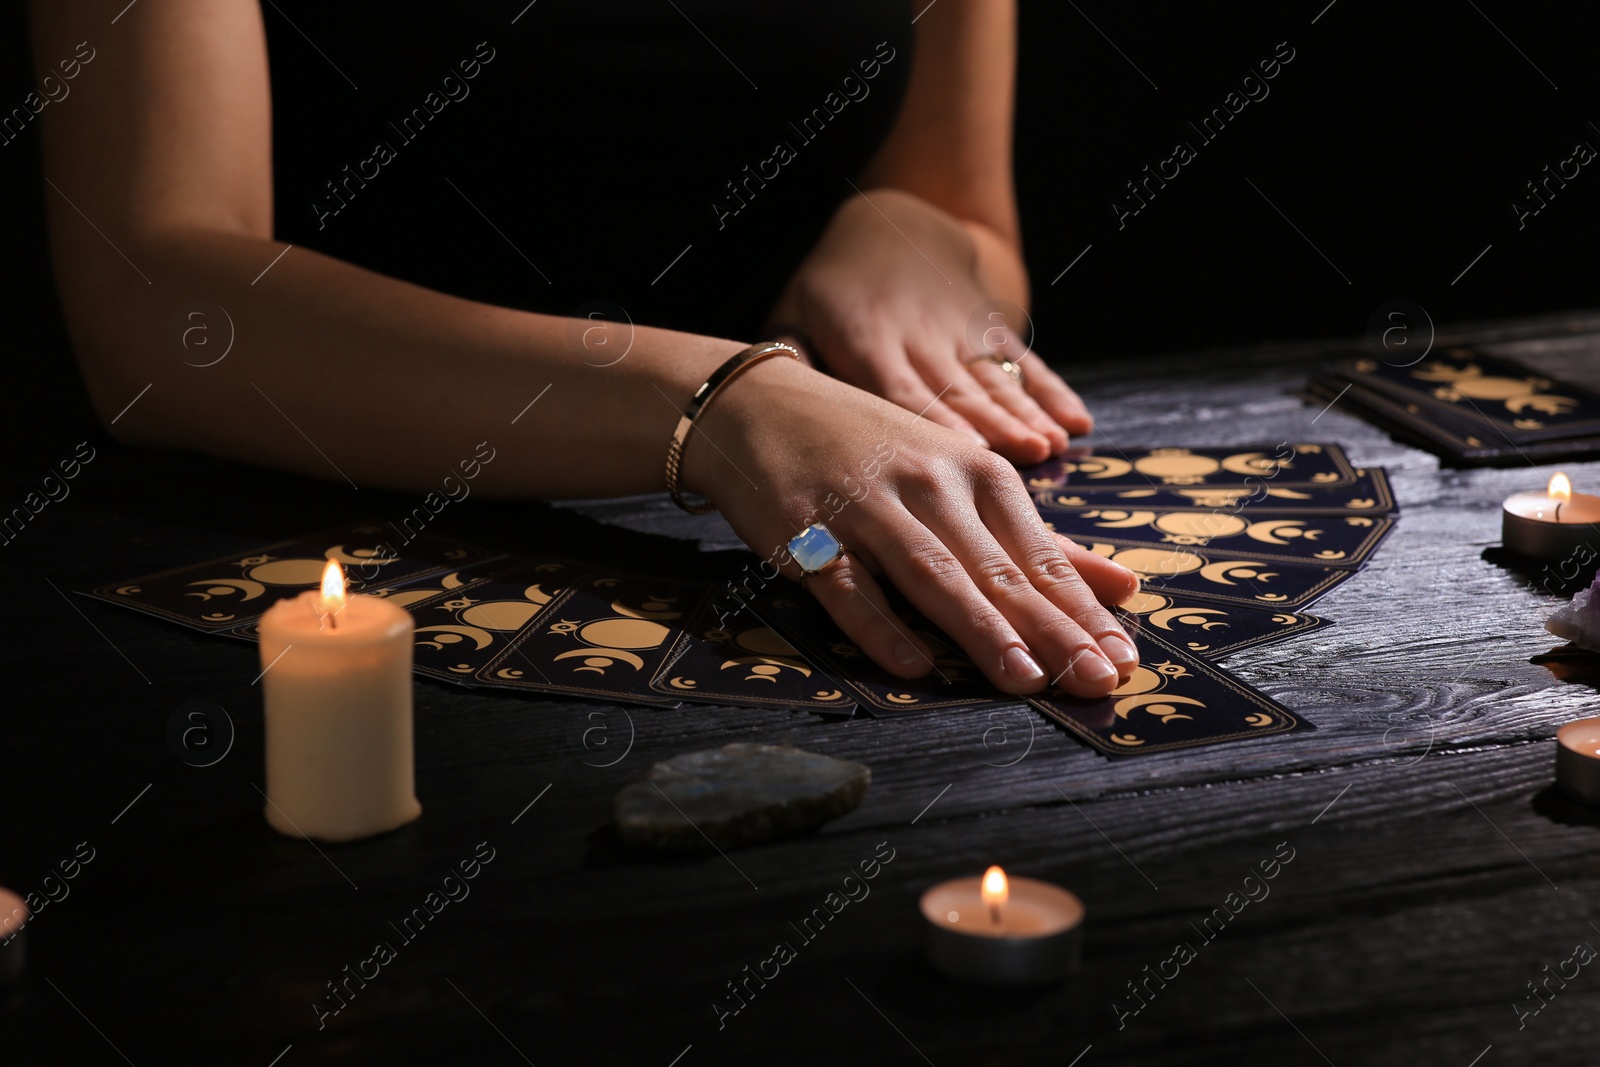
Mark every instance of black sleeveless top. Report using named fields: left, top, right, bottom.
left=264, top=2, right=913, bottom=341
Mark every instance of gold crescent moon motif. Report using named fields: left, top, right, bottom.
left=1087, top=509, right=1160, bottom=529
left=885, top=693, right=921, bottom=704
left=554, top=648, right=646, bottom=671
left=1198, top=560, right=1274, bottom=585
left=1073, top=457, right=1134, bottom=479
left=1263, top=488, right=1313, bottom=501
left=1148, top=606, right=1228, bottom=632
left=669, top=677, right=698, bottom=689
left=1111, top=734, right=1146, bottom=747
left=813, top=690, right=845, bottom=701
left=1244, top=712, right=1275, bottom=727
left=185, top=578, right=268, bottom=602
left=721, top=656, right=811, bottom=678
left=323, top=545, right=401, bottom=567
left=1244, top=520, right=1312, bottom=546
left=1113, top=693, right=1206, bottom=718
left=1219, top=451, right=1277, bottom=476
left=414, top=624, right=496, bottom=651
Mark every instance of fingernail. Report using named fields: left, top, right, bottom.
left=893, top=639, right=922, bottom=667
left=1002, top=645, right=1045, bottom=683
left=1074, top=651, right=1117, bottom=683
left=1099, top=633, right=1138, bottom=668
left=969, top=431, right=988, bottom=447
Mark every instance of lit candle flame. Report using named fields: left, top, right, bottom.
left=1550, top=473, right=1573, bottom=503
left=320, top=559, right=347, bottom=625
left=982, top=865, right=1008, bottom=925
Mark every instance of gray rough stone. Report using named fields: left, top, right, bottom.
left=613, top=742, right=871, bottom=852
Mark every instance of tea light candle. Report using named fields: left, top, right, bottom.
left=258, top=560, right=421, bottom=842
left=1502, top=473, right=1600, bottom=561
left=920, top=866, right=1083, bottom=985
left=1556, top=717, right=1600, bottom=805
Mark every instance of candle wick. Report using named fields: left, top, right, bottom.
left=327, top=610, right=338, bottom=631
left=1557, top=500, right=1564, bottom=522
left=989, top=904, right=1001, bottom=926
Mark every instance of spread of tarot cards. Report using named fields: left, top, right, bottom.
left=85, top=443, right=1395, bottom=757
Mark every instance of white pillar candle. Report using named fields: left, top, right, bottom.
left=258, top=561, right=421, bottom=842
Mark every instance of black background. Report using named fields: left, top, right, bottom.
left=5, top=0, right=1599, bottom=461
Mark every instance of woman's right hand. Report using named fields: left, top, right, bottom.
left=679, top=356, right=1140, bottom=699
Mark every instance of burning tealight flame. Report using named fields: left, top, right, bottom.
left=320, top=559, right=347, bottom=626
left=982, top=865, right=1008, bottom=925
left=1550, top=473, right=1573, bottom=503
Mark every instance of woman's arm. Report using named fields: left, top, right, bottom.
left=766, top=0, right=1090, bottom=464
left=30, top=0, right=739, bottom=499
left=859, top=0, right=1027, bottom=308
left=31, top=0, right=1140, bottom=698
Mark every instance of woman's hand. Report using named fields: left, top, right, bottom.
left=765, top=188, right=1092, bottom=466
left=681, top=357, right=1138, bottom=698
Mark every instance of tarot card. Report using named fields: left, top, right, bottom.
left=648, top=593, right=857, bottom=712
left=1078, top=541, right=1356, bottom=610
left=749, top=586, right=1004, bottom=716
left=87, top=521, right=503, bottom=633
left=384, top=560, right=593, bottom=685
left=1035, top=466, right=1397, bottom=515
left=474, top=570, right=703, bottom=706
left=1330, top=349, right=1600, bottom=443
left=1117, top=591, right=1329, bottom=659
left=1036, top=507, right=1395, bottom=569
left=1028, top=630, right=1308, bottom=756
left=1018, top=443, right=1359, bottom=493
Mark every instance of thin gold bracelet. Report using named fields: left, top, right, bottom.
left=666, top=341, right=801, bottom=514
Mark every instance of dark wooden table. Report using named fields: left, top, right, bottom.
left=8, top=312, right=1600, bottom=1067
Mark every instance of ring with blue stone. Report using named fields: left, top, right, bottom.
left=789, top=523, right=847, bottom=577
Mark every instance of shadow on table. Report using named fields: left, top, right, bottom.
left=1481, top=546, right=1597, bottom=599
left=1532, top=784, right=1600, bottom=829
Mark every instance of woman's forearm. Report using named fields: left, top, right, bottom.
left=63, top=226, right=746, bottom=499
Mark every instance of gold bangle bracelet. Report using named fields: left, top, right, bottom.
left=665, top=341, right=801, bottom=514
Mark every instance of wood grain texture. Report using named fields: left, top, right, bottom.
left=5, top=314, right=1600, bottom=1065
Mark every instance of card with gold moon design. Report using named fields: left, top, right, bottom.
left=749, top=586, right=1004, bottom=716
left=648, top=594, right=858, bottom=712
left=1028, top=630, right=1307, bottom=756
left=1035, top=466, right=1396, bottom=515
left=1328, top=349, right=1600, bottom=444
left=1078, top=543, right=1354, bottom=609
left=1036, top=508, right=1395, bottom=569
left=1018, top=443, right=1358, bottom=493
left=1118, top=592, right=1329, bottom=660
left=472, top=570, right=703, bottom=706
left=380, top=560, right=596, bottom=686
left=87, top=522, right=505, bottom=633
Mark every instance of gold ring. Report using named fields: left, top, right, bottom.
left=965, top=352, right=1024, bottom=384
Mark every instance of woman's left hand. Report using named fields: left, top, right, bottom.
left=765, top=187, right=1092, bottom=465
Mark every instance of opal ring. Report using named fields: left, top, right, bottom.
left=789, top=523, right=847, bottom=578
left=966, top=352, right=1024, bottom=385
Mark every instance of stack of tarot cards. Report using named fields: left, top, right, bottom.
left=1309, top=347, right=1600, bottom=466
